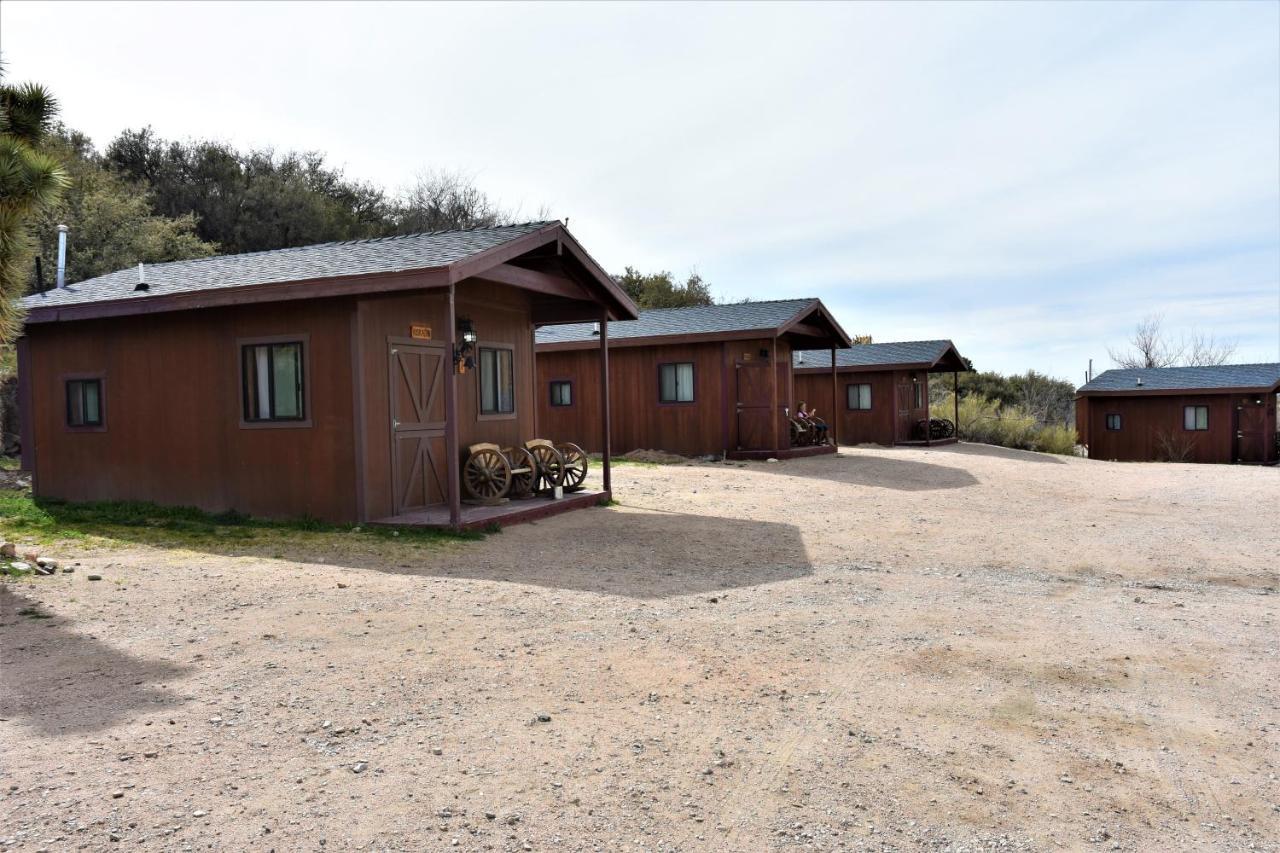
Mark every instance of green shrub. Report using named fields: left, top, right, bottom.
left=942, top=393, right=1078, bottom=456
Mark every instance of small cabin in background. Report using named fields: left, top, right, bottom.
left=1076, top=363, right=1279, bottom=464
left=792, top=340, right=968, bottom=446
left=19, top=222, right=637, bottom=529
left=535, top=299, right=851, bottom=459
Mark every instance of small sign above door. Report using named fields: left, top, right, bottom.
left=410, top=324, right=432, bottom=340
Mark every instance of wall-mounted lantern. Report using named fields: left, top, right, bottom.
left=455, top=316, right=478, bottom=372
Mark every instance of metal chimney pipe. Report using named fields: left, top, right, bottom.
left=56, top=224, right=68, bottom=288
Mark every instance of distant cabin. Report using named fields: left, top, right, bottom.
left=792, top=340, right=968, bottom=446
left=19, top=222, right=637, bottom=528
left=1076, top=363, right=1279, bottom=464
left=534, top=300, right=851, bottom=459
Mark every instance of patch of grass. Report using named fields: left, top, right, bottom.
left=18, top=606, right=52, bottom=620
left=0, top=456, right=20, bottom=471
left=597, top=496, right=619, bottom=508
left=0, top=492, right=483, bottom=555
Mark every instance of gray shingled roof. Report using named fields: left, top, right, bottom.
left=23, top=222, right=554, bottom=309
left=1078, top=363, right=1280, bottom=393
left=535, top=299, right=817, bottom=345
left=794, top=340, right=955, bottom=369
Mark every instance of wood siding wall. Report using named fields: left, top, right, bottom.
left=357, top=281, right=538, bottom=521
left=1080, top=392, right=1277, bottom=464
left=536, top=338, right=795, bottom=456
left=26, top=298, right=359, bottom=521
left=794, top=369, right=931, bottom=446
left=26, top=279, right=545, bottom=524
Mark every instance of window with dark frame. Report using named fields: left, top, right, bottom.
left=549, top=380, right=572, bottom=407
left=847, top=383, right=872, bottom=410
left=913, top=381, right=924, bottom=409
left=242, top=341, right=305, bottom=422
left=1183, top=405, right=1208, bottom=431
left=659, top=362, right=694, bottom=403
left=66, top=378, right=103, bottom=427
left=1105, top=413, right=1122, bottom=431
left=479, top=347, right=515, bottom=415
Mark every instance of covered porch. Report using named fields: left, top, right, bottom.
left=373, top=488, right=609, bottom=531
left=366, top=222, right=637, bottom=530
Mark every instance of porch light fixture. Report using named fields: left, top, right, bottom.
left=455, top=316, right=478, bottom=371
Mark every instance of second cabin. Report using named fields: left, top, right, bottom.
left=535, top=300, right=852, bottom=459
left=792, top=340, right=969, bottom=447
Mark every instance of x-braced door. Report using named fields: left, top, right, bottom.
left=389, top=340, right=447, bottom=514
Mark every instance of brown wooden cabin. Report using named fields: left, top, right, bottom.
left=1075, top=364, right=1279, bottom=464
left=534, top=299, right=852, bottom=459
left=18, top=222, right=638, bottom=529
left=792, top=340, right=968, bottom=446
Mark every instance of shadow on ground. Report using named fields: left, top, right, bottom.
left=367, top=507, right=814, bottom=598
left=0, top=586, right=191, bottom=735
left=761, top=450, right=981, bottom=491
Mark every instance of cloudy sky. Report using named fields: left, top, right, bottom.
left=3, top=1, right=1277, bottom=379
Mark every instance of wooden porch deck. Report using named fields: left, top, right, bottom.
left=371, top=489, right=608, bottom=531
left=726, top=444, right=837, bottom=461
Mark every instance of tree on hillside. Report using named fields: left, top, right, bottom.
left=105, top=128, right=390, bottom=254
left=31, top=129, right=216, bottom=285
left=1107, top=313, right=1236, bottom=369
left=392, top=169, right=524, bottom=233
left=940, top=368, right=1075, bottom=427
left=615, top=267, right=714, bottom=309
left=0, top=70, right=69, bottom=343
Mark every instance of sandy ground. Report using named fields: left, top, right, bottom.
left=1, top=443, right=1277, bottom=851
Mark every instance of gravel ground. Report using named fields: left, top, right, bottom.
left=1, top=443, right=1277, bottom=851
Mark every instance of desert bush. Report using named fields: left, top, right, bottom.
left=943, top=393, right=1078, bottom=455
left=1153, top=428, right=1197, bottom=462
left=1034, top=424, right=1079, bottom=455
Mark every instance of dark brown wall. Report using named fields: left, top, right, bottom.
left=27, top=298, right=358, bottom=521
left=1081, top=392, right=1276, bottom=463
left=357, top=281, right=538, bottom=521
left=536, top=337, right=796, bottom=456
left=794, top=368, right=931, bottom=446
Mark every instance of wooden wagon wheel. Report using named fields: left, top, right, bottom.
left=505, top=446, right=537, bottom=499
left=526, top=442, right=565, bottom=493
left=556, top=443, right=589, bottom=492
left=463, top=447, right=512, bottom=500
left=789, top=419, right=805, bottom=447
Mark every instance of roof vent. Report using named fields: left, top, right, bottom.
left=135, top=262, right=149, bottom=292
left=55, top=224, right=69, bottom=288
left=798, top=352, right=805, bottom=364
left=1136, top=377, right=1143, bottom=387
left=591, top=321, right=600, bottom=336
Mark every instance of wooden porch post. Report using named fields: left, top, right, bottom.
left=770, top=335, right=780, bottom=453
left=830, top=345, right=838, bottom=446
left=600, top=310, right=611, bottom=494
left=953, top=371, right=959, bottom=441
left=445, top=284, right=461, bottom=528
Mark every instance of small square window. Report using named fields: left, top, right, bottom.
left=1183, top=405, right=1208, bottom=431
left=242, top=341, right=306, bottom=422
left=659, top=363, right=694, bottom=403
left=549, top=380, right=572, bottom=407
left=66, top=379, right=103, bottom=427
left=1105, top=414, right=1122, bottom=431
left=847, top=383, right=872, bottom=410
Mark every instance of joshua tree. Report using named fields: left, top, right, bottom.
left=0, top=65, right=69, bottom=345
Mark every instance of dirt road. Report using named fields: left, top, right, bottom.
left=2, top=444, right=1277, bottom=850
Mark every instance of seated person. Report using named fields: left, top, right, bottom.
left=796, top=402, right=829, bottom=442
